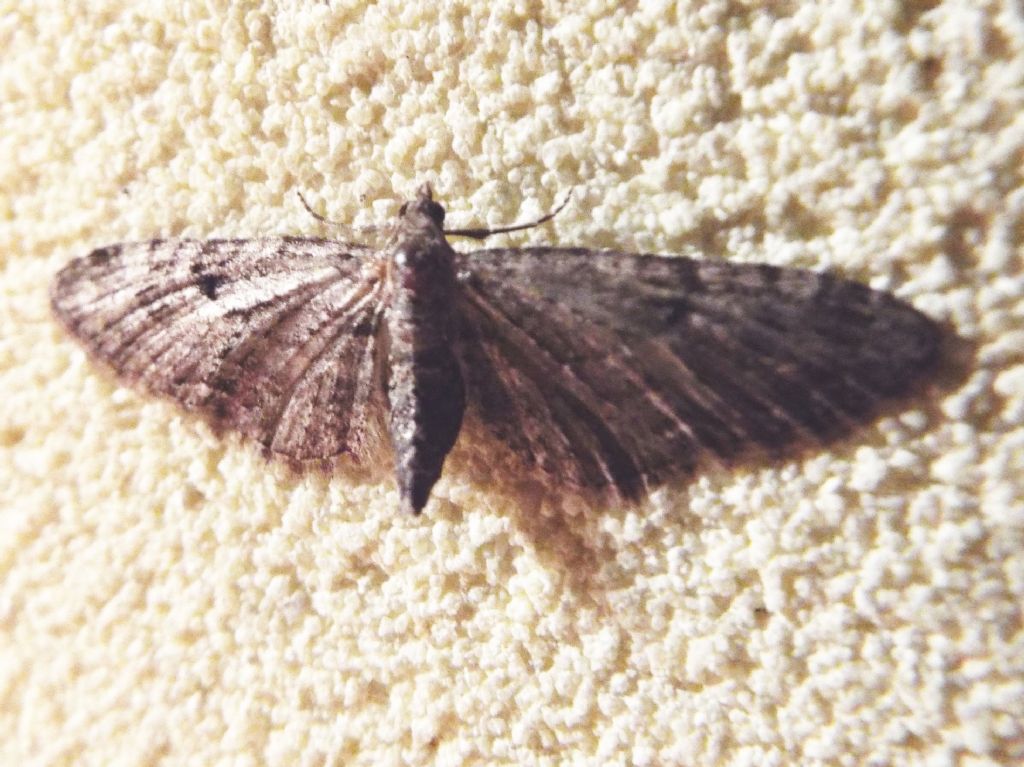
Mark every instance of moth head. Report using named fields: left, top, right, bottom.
left=399, top=183, right=446, bottom=227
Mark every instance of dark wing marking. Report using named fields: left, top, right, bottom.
left=51, top=237, right=390, bottom=465
left=455, top=247, right=941, bottom=499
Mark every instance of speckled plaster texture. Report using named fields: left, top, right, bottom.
left=1, top=1, right=1021, bottom=765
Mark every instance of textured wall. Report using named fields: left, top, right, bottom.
left=1, top=1, right=1021, bottom=764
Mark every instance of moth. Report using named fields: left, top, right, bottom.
left=51, top=184, right=941, bottom=514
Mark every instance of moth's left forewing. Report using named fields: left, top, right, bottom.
left=453, top=247, right=942, bottom=499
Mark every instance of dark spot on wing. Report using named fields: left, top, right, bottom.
left=87, top=246, right=120, bottom=266
left=197, top=273, right=225, bottom=300
left=213, top=376, right=237, bottom=394
left=353, top=316, right=376, bottom=336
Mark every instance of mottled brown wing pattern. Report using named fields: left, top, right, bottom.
left=455, top=247, right=941, bottom=500
left=51, top=237, right=390, bottom=465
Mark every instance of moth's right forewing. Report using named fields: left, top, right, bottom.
left=52, top=237, right=391, bottom=466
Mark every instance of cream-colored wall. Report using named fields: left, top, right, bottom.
left=1, top=1, right=1021, bottom=764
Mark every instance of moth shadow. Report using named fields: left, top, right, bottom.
left=445, top=435, right=712, bottom=597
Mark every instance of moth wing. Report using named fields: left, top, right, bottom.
left=455, top=247, right=940, bottom=499
left=52, top=237, right=390, bottom=466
